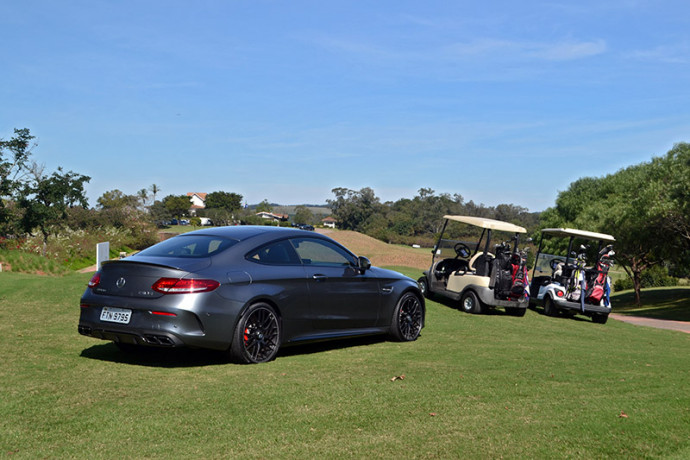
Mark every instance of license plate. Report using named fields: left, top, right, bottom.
left=100, top=307, right=132, bottom=324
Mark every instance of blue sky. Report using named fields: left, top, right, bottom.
left=2, top=1, right=689, bottom=211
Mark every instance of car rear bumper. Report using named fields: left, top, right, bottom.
left=78, top=302, right=230, bottom=351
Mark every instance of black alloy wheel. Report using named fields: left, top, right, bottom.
left=230, top=303, right=281, bottom=364
left=391, top=292, right=423, bottom=341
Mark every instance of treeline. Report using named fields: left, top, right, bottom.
left=327, top=186, right=540, bottom=247
left=0, top=128, right=91, bottom=255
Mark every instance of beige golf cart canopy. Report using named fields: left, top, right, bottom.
left=541, top=228, right=615, bottom=242
left=443, top=215, right=526, bottom=233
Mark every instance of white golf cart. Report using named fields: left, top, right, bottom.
left=529, top=228, right=615, bottom=324
left=418, top=215, right=529, bottom=316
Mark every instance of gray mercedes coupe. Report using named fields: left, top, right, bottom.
left=78, top=226, right=425, bottom=363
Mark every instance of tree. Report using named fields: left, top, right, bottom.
left=327, top=187, right=382, bottom=231
left=293, top=205, right=314, bottom=225
left=647, top=143, right=690, bottom=249
left=162, top=194, right=191, bottom=218
left=97, top=189, right=140, bottom=210
left=205, top=191, right=243, bottom=211
left=19, top=167, right=90, bottom=256
left=149, top=184, right=161, bottom=203
left=256, top=199, right=273, bottom=213
left=137, top=188, right=149, bottom=209
left=149, top=200, right=172, bottom=225
left=1, top=128, right=35, bottom=234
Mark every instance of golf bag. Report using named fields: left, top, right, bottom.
left=491, top=243, right=513, bottom=298
left=586, top=246, right=615, bottom=305
left=509, top=250, right=529, bottom=299
left=492, top=242, right=529, bottom=300
left=565, top=250, right=587, bottom=302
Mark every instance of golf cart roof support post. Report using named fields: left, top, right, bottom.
left=565, top=236, right=575, bottom=267
left=475, top=228, right=487, bottom=258
left=532, top=232, right=546, bottom=280
left=431, top=219, right=450, bottom=269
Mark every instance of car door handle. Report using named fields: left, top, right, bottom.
left=312, top=274, right=328, bottom=282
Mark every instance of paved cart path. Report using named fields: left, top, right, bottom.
left=610, top=314, right=690, bottom=334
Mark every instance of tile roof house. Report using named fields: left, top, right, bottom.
left=187, top=193, right=207, bottom=215
left=322, top=216, right=337, bottom=228
left=256, top=211, right=288, bottom=222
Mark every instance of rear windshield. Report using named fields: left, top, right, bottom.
left=137, top=235, right=238, bottom=258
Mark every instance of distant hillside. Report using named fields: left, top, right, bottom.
left=272, top=205, right=331, bottom=216
left=247, top=204, right=331, bottom=217
left=317, top=229, right=430, bottom=270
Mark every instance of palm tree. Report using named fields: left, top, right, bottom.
left=149, top=184, right=160, bottom=203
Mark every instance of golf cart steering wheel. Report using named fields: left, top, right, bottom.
left=454, top=243, right=471, bottom=259
left=549, top=259, right=565, bottom=271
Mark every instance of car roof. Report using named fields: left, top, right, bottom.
left=179, top=225, right=312, bottom=241
left=540, top=227, right=615, bottom=242
left=443, top=215, right=526, bottom=233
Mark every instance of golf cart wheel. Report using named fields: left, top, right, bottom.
left=592, top=314, right=609, bottom=324
left=505, top=307, right=526, bottom=317
left=461, top=291, right=483, bottom=314
left=417, top=277, right=433, bottom=299
left=543, top=297, right=557, bottom=317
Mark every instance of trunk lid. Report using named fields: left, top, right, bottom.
left=92, top=259, right=201, bottom=299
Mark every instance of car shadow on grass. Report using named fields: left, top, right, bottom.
left=79, top=335, right=390, bottom=368
left=278, top=335, right=388, bottom=358
left=80, top=343, right=231, bottom=368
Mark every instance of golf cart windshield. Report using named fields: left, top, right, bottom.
left=435, top=239, right=479, bottom=259
left=533, top=253, right=563, bottom=278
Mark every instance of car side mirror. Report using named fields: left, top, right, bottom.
left=357, top=256, right=371, bottom=273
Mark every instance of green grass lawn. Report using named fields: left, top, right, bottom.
left=1, top=271, right=689, bottom=459
left=611, top=287, right=690, bottom=322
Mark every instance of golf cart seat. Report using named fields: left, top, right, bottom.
left=469, top=252, right=494, bottom=276
left=434, top=258, right=470, bottom=280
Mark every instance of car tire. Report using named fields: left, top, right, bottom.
left=543, top=297, right=557, bottom=317
left=506, top=307, right=526, bottom=317
left=229, top=303, right=281, bottom=364
left=390, top=292, right=423, bottom=342
left=592, top=314, right=609, bottom=324
left=417, top=277, right=433, bottom=299
left=461, top=291, right=483, bottom=314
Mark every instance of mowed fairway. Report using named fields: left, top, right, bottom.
left=1, top=243, right=689, bottom=457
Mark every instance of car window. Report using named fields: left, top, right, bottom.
left=290, top=238, right=356, bottom=267
left=137, top=235, right=237, bottom=258
left=247, top=240, right=301, bottom=265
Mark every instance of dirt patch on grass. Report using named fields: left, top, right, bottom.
left=317, top=229, right=430, bottom=270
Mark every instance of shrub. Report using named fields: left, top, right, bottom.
left=614, top=265, right=678, bottom=291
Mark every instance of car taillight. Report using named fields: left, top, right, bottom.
left=151, top=311, right=177, bottom=317
left=556, top=290, right=564, bottom=298
left=88, top=272, right=101, bottom=289
left=152, top=277, right=220, bottom=294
